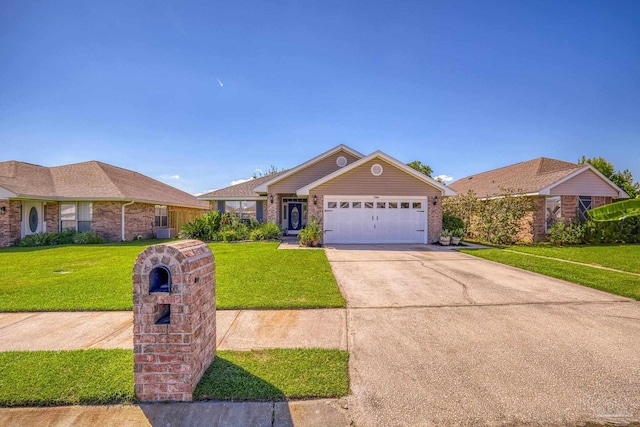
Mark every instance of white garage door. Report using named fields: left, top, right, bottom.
left=323, top=197, right=427, bottom=244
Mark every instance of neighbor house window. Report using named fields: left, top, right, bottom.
left=155, top=205, right=168, bottom=227
left=545, top=196, right=561, bottom=232
left=578, top=196, right=592, bottom=223
left=60, top=202, right=93, bottom=232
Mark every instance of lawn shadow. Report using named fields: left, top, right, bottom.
left=139, top=356, right=293, bottom=425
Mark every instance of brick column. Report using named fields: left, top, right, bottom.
left=132, top=240, right=216, bottom=401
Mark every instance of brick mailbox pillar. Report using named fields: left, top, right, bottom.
left=132, top=240, right=216, bottom=401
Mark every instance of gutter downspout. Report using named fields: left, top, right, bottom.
left=122, top=200, right=135, bottom=241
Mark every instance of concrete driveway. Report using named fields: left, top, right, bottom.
left=325, top=245, right=640, bottom=426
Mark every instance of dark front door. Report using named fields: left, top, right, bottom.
left=288, top=203, right=302, bottom=231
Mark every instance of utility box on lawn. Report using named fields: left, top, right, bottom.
left=132, top=240, right=216, bottom=401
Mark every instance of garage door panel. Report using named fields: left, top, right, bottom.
left=324, top=197, right=427, bottom=244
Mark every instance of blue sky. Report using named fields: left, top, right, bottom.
left=1, top=0, right=639, bottom=194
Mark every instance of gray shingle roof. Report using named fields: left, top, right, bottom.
left=198, top=171, right=286, bottom=199
left=449, top=157, right=584, bottom=197
left=0, top=160, right=208, bottom=208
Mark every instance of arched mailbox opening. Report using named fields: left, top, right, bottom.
left=149, top=266, right=171, bottom=293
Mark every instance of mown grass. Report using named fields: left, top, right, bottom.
left=460, top=248, right=640, bottom=300
left=0, top=348, right=349, bottom=407
left=194, top=348, right=350, bottom=401
left=0, top=349, right=134, bottom=407
left=211, top=242, right=344, bottom=309
left=0, top=240, right=344, bottom=311
left=505, top=244, right=640, bottom=274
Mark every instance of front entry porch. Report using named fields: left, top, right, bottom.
left=281, top=197, right=308, bottom=235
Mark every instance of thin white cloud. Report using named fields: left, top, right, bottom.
left=231, top=177, right=254, bottom=185
left=159, top=174, right=180, bottom=180
left=435, top=174, right=453, bottom=183
left=194, top=189, right=217, bottom=196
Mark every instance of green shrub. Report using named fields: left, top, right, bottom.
left=548, top=220, right=586, bottom=246
left=299, top=217, right=322, bottom=247
left=443, top=215, right=464, bottom=233
left=16, top=230, right=105, bottom=247
left=444, top=189, right=534, bottom=245
left=72, top=232, right=105, bottom=244
left=583, top=217, right=640, bottom=244
left=249, top=222, right=282, bottom=241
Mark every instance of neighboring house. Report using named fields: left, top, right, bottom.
left=199, top=145, right=456, bottom=244
left=448, top=157, right=629, bottom=242
left=0, top=160, right=208, bottom=247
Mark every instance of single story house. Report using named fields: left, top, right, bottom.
left=448, top=157, right=629, bottom=242
left=0, top=160, right=208, bottom=247
left=198, top=145, right=456, bottom=244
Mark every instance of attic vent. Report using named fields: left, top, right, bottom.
left=468, top=176, right=474, bottom=180
left=336, top=156, right=348, bottom=167
left=371, top=164, right=383, bottom=176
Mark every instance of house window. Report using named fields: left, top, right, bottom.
left=545, top=196, right=561, bottom=232
left=60, top=202, right=93, bottom=231
left=578, top=196, right=592, bottom=223
left=155, top=205, right=168, bottom=227
left=223, top=201, right=259, bottom=219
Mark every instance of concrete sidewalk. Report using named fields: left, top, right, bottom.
left=0, top=309, right=347, bottom=352
left=0, top=308, right=350, bottom=426
left=0, top=399, right=351, bottom=427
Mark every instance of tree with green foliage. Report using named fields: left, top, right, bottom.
left=407, top=161, right=433, bottom=177
left=578, top=156, right=639, bottom=198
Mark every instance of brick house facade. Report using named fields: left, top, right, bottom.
left=450, top=157, right=626, bottom=243
left=0, top=160, right=207, bottom=247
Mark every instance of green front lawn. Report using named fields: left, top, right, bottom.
left=460, top=245, right=640, bottom=300
left=0, top=349, right=134, bottom=407
left=504, top=244, right=640, bottom=274
left=0, top=241, right=344, bottom=311
left=0, top=348, right=349, bottom=407
left=195, top=348, right=350, bottom=401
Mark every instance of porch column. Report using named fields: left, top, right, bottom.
left=266, top=193, right=281, bottom=225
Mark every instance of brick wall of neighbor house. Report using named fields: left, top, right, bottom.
left=0, top=200, right=23, bottom=247
left=92, top=202, right=125, bottom=242
left=531, top=196, right=547, bottom=242
left=593, top=196, right=612, bottom=208
left=125, top=203, right=156, bottom=241
left=428, top=196, right=443, bottom=244
left=44, top=201, right=59, bottom=234
left=561, top=195, right=579, bottom=224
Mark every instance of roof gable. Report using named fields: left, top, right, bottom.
left=253, top=144, right=364, bottom=193
left=297, top=151, right=456, bottom=196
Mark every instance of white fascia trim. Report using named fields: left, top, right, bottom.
left=253, top=144, right=365, bottom=193
left=297, top=151, right=457, bottom=196
left=538, top=165, right=629, bottom=198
